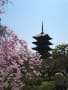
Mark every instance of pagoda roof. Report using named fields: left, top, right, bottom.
left=32, top=41, right=52, bottom=45
left=32, top=46, right=52, bottom=51
left=33, top=33, right=52, bottom=40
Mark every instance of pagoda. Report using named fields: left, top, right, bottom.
left=32, top=22, right=52, bottom=59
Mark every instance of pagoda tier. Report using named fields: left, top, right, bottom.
left=32, top=40, right=52, bottom=45
left=32, top=46, right=52, bottom=51
left=33, top=34, right=52, bottom=40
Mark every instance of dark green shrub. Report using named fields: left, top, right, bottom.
left=28, top=76, right=43, bottom=86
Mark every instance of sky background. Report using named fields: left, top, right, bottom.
left=1, top=0, right=68, bottom=50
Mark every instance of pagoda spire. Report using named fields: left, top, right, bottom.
left=41, top=21, right=44, bottom=34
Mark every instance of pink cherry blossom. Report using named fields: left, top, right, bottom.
left=0, top=26, right=43, bottom=90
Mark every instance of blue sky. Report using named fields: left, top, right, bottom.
left=1, top=0, right=68, bottom=49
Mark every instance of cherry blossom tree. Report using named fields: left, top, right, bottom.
left=0, top=25, right=42, bottom=90
left=0, top=1, right=43, bottom=90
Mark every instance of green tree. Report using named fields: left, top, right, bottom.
left=53, top=44, right=68, bottom=58
left=52, top=44, right=68, bottom=72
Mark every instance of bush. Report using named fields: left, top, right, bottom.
left=40, top=81, right=55, bottom=90
left=29, top=76, right=43, bottom=86
left=23, top=81, right=56, bottom=90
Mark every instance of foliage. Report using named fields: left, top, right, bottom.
left=53, top=44, right=68, bottom=58
left=0, top=25, right=43, bottom=90
left=22, top=74, right=68, bottom=90
left=40, top=81, right=55, bottom=90
left=23, top=81, right=55, bottom=90
left=52, top=44, right=68, bottom=71
left=53, top=44, right=68, bottom=56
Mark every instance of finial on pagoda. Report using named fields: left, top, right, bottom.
left=41, top=21, right=44, bottom=34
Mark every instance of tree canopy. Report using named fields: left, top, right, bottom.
left=53, top=44, right=68, bottom=58
left=52, top=44, right=68, bottom=72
